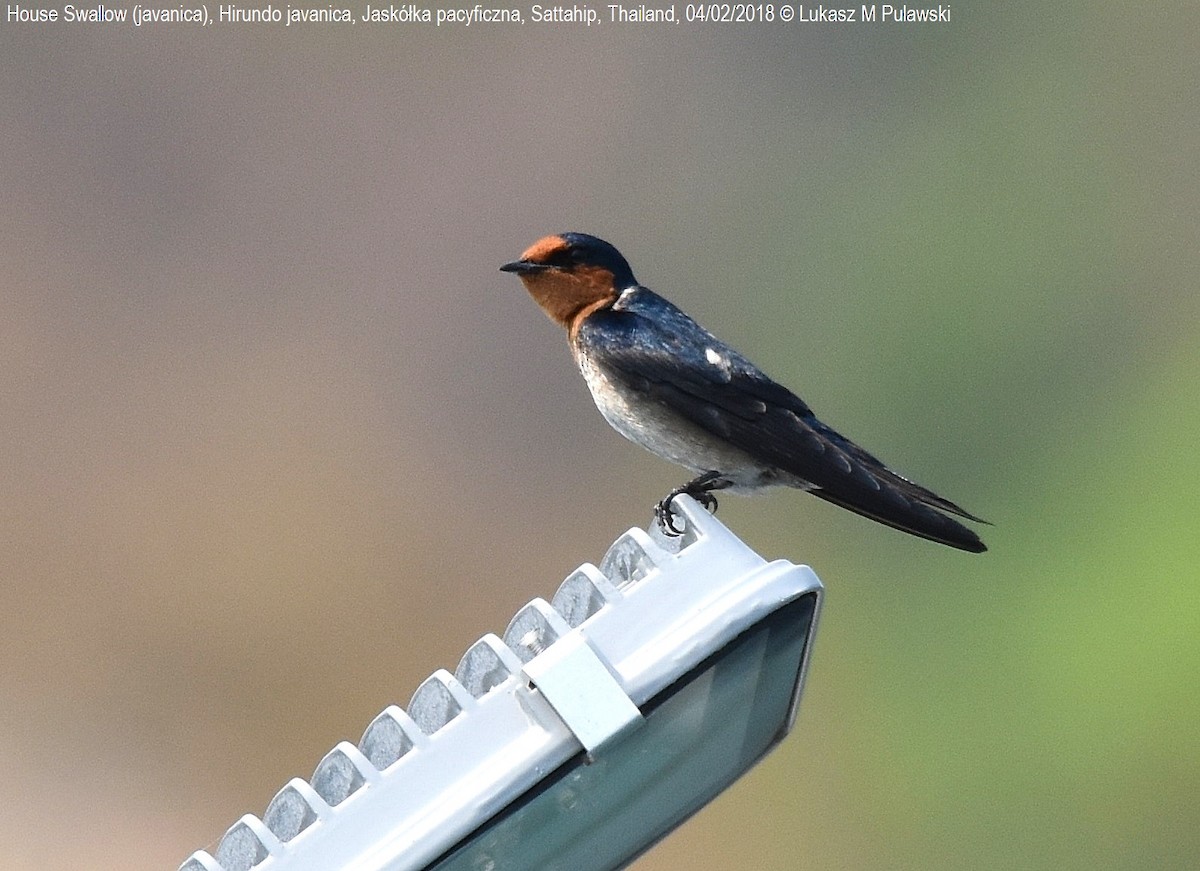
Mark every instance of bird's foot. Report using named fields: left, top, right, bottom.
left=655, top=471, right=732, bottom=537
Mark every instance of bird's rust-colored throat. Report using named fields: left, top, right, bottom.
left=519, top=266, right=617, bottom=334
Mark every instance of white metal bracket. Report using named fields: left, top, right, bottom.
left=522, top=631, right=642, bottom=755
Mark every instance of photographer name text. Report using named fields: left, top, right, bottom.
left=5, top=2, right=950, bottom=26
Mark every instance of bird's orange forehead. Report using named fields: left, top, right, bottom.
left=519, top=234, right=568, bottom=263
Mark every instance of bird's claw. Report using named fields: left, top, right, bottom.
left=654, top=498, right=686, bottom=537
left=654, top=472, right=726, bottom=537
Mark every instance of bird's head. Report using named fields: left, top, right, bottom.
left=501, top=233, right=637, bottom=332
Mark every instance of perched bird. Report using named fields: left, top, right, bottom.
left=501, top=233, right=987, bottom=552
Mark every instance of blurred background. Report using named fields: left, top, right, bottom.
left=2, top=3, right=1197, bottom=869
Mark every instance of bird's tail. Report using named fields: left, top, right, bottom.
left=807, top=421, right=989, bottom=553
left=810, top=485, right=988, bottom=553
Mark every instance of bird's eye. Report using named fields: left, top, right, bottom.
left=545, top=248, right=578, bottom=269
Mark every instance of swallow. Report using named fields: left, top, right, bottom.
left=501, top=232, right=987, bottom=552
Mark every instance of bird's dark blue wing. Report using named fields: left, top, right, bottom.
left=579, top=289, right=986, bottom=552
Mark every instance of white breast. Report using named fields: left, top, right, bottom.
left=573, top=346, right=791, bottom=493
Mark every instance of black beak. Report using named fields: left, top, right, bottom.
left=500, top=260, right=553, bottom=275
